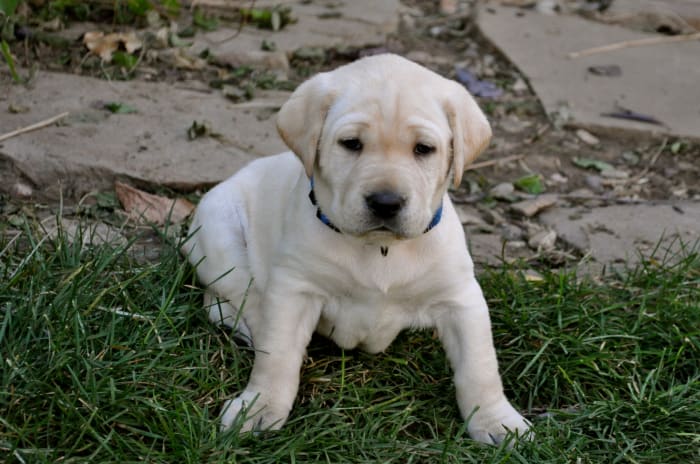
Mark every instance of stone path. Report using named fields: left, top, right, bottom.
left=477, top=4, right=700, bottom=141
left=2, top=71, right=288, bottom=197
left=1, top=0, right=698, bottom=272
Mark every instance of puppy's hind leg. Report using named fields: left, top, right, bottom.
left=204, top=290, right=253, bottom=347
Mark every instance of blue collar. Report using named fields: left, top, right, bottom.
left=309, top=178, right=443, bottom=235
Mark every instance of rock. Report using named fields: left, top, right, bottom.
left=575, top=129, right=600, bottom=146
left=512, top=77, right=529, bottom=93
left=490, top=182, right=516, bottom=201
left=189, top=0, right=400, bottom=68
left=500, top=223, right=524, bottom=241
left=523, top=269, right=545, bottom=282
left=0, top=71, right=290, bottom=198
left=549, top=173, right=568, bottom=185
left=11, top=182, right=33, bottom=198
left=600, top=169, right=630, bottom=179
left=480, top=207, right=507, bottom=225
left=536, top=0, right=559, bottom=15
left=439, top=0, right=458, bottom=15
left=528, top=228, right=557, bottom=250
left=510, top=194, right=558, bottom=217
left=293, top=47, right=326, bottom=62
left=540, top=201, right=700, bottom=266
left=477, top=4, right=700, bottom=140
left=212, top=50, right=289, bottom=78
left=584, top=175, right=604, bottom=192
left=601, top=0, right=700, bottom=35
left=506, top=240, right=528, bottom=250
left=621, top=151, right=641, bottom=165
left=500, top=115, right=532, bottom=133
left=455, top=205, right=487, bottom=226
left=46, top=218, right=127, bottom=247
left=404, top=51, right=453, bottom=67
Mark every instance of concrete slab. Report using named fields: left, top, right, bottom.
left=477, top=5, right=700, bottom=140
left=540, top=202, right=700, bottom=266
left=1, top=71, right=289, bottom=197
left=189, top=0, right=400, bottom=73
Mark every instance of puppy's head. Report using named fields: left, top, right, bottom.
left=277, top=54, right=491, bottom=240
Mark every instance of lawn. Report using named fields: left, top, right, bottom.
left=1, top=223, right=698, bottom=463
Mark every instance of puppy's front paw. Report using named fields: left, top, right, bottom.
left=220, top=390, right=290, bottom=433
left=468, top=400, right=532, bottom=446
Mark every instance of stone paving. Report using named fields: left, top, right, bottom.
left=1, top=0, right=698, bottom=271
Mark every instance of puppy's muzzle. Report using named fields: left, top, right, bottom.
left=365, top=191, right=406, bottom=220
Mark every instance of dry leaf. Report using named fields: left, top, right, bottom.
left=159, top=48, right=207, bottom=70
left=115, top=181, right=194, bottom=225
left=83, top=31, right=143, bottom=62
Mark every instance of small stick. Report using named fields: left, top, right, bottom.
left=0, top=111, right=70, bottom=143
left=467, top=154, right=524, bottom=171
left=568, top=32, right=700, bottom=59
left=628, top=138, right=668, bottom=183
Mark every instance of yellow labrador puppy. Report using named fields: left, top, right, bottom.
left=185, top=54, right=531, bottom=444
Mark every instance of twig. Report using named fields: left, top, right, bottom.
left=203, top=0, right=256, bottom=45
left=466, top=154, right=524, bottom=171
left=628, top=138, right=668, bottom=183
left=525, top=123, right=550, bottom=144
left=0, top=111, right=70, bottom=143
left=568, top=32, right=700, bottom=59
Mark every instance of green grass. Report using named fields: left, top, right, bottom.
left=0, top=222, right=698, bottom=463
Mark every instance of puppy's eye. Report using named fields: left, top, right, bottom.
left=414, top=143, right=435, bottom=156
left=339, top=138, right=363, bottom=152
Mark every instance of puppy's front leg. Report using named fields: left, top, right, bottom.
left=437, top=278, right=531, bottom=445
left=220, top=283, right=322, bottom=433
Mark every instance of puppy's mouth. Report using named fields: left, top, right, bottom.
left=361, top=223, right=406, bottom=239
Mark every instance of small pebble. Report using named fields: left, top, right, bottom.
left=500, top=224, right=524, bottom=241
left=584, top=175, right=604, bottom=192
left=510, top=194, right=558, bottom=217
left=480, top=207, right=506, bottom=225
left=549, top=173, right=568, bottom=184
left=601, top=169, right=629, bottom=179
left=490, top=182, right=516, bottom=201
left=12, top=182, right=33, bottom=198
left=528, top=229, right=557, bottom=250
left=576, top=129, right=600, bottom=146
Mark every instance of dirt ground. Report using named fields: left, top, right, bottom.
left=1, top=0, right=698, bottom=270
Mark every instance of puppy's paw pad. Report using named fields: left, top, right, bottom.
left=468, top=402, right=533, bottom=446
left=220, top=391, right=288, bottom=433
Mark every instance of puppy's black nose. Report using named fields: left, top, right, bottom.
left=365, top=191, right=405, bottom=219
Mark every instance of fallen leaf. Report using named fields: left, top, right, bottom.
left=112, top=51, right=138, bottom=70
left=670, top=141, right=686, bottom=154
left=83, top=31, right=143, bottom=62
left=573, top=157, right=615, bottom=173
left=523, top=269, right=545, bottom=283
left=115, top=182, right=194, bottom=225
left=514, top=174, right=545, bottom=194
left=159, top=48, right=207, bottom=70
left=193, top=8, right=219, bottom=31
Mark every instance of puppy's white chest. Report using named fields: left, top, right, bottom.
left=316, top=292, right=415, bottom=353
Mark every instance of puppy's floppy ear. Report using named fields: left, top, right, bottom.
left=276, top=73, right=336, bottom=177
left=443, top=81, right=493, bottom=188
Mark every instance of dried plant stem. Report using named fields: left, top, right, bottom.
left=466, top=154, right=524, bottom=171
left=569, top=32, right=700, bottom=58
left=0, top=112, right=70, bottom=143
